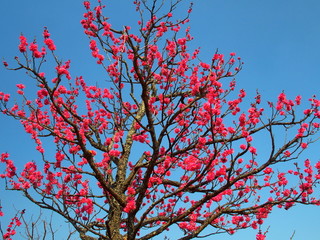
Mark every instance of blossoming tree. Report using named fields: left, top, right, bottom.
left=1, top=0, right=320, bottom=239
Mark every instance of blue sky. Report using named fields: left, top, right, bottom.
left=1, top=0, right=320, bottom=239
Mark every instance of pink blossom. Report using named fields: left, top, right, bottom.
left=256, top=233, right=266, bottom=240
left=16, top=84, right=25, bottom=89
left=301, top=142, right=308, bottom=149
left=44, top=38, right=56, bottom=51
left=18, top=35, right=28, bottom=52
left=123, top=197, right=136, bottom=213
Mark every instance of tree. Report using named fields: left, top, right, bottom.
left=1, top=0, right=320, bottom=239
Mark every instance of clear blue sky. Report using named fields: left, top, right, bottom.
left=1, top=0, right=320, bottom=239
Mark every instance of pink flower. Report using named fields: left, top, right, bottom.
left=109, top=149, right=121, bottom=157
left=295, top=95, right=302, bottom=105
left=246, top=136, right=253, bottom=142
left=123, top=197, right=136, bottom=213
left=18, top=35, right=28, bottom=52
left=303, top=109, right=312, bottom=115
left=284, top=150, right=291, bottom=157
left=177, top=38, right=186, bottom=45
left=301, top=142, right=308, bottom=149
left=256, top=233, right=266, bottom=240
left=16, top=84, right=25, bottom=89
left=200, top=62, right=210, bottom=69
left=88, top=150, right=96, bottom=156
left=43, top=27, right=51, bottom=38
left=29, top=42, right=43, bottom=58
left=249, top=146, right=257, bottom=155
left=263, top=167, right=273, bottom=174
left=38, top=72, right=45, bottom=78
left=83, top=1, right=91, bottom=9
left=127, top=187, right=136, bottom=195
left=44, top=38, right=56, bottom=51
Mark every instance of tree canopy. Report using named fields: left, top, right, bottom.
left=1, top=1, right=320, bottom=240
